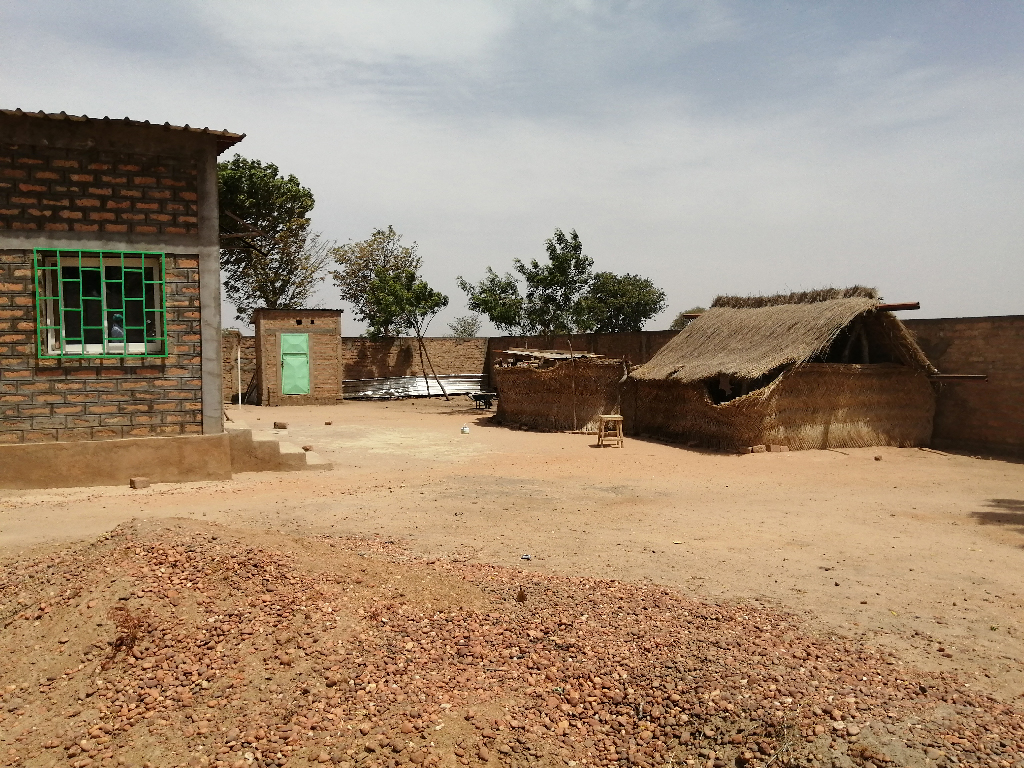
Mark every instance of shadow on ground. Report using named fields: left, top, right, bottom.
left=971, top=499, right=1024, bottom=539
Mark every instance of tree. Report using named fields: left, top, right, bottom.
left=365, top=267, right=451, bottom=397
left=578, top=272, right=666, bottom=333
left=223, top=227, right=333, bottom=320
left=669, top=306, right=706, bottom=330
left=217, top=155, right=326, bottom=320
left=456, top=268, right=524, bottom=334
left=363, top=268, right=449, bottom=339
left=457, top=228, right=594, bottom=335
left=447, top=314, right=483, bottom=338
left=330, top=226, right=422, bottom=335
left=519, top=229, right=595, bottom=335
left=458, top=228, right=666, bottom=335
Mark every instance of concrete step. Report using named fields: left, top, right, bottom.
left=225, top=418, right=333, bottom=473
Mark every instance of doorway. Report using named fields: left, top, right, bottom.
left=280, top=333, right=310, bottom=395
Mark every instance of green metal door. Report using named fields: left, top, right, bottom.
left=280, top=333, right=310, bottom=395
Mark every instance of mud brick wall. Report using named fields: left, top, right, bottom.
left=905, top=316, right=1024, bottom=457
left=0, top=249, right=203, bottom=444
left=0, top=144, right=198, bottom=236
left=341, top=337, right=488, bottom=380
left=221, top=330, right=256, bottom=403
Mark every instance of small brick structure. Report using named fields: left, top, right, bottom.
left=253, top=309, right=343, bottom=406
left=0, top=108, right=243, bottom=450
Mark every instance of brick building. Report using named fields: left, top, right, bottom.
left=0, top=108, right=244, bottom=486
left=252, top=309, right=343, bottom=406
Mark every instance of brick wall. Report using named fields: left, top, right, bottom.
left=0, top=249, right=203, bottom=443
left=337, top=334, right=676, bottom=381
left=0, top=144, right=198, bottom=236
left=905, top=316, right=1024, bottom=457
left=487, top=330, right=679, bottom=379
left=341, top=337, right=489, bottom=380
left=221, top=330, right=256, bottom=403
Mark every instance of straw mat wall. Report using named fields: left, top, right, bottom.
left=627, top=363, right=935, bottom=450
left=494, top=360, right=624, bottom=432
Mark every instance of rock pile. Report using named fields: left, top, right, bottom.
left=0, top=521, right=1020, bottom=768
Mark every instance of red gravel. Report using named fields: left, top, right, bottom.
left=0, top=520, right=1021, bottom=768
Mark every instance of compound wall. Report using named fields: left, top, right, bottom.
left=905, top=315, right=1024, bottom=457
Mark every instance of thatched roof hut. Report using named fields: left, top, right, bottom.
left=626, top=287, right=937, bottom=450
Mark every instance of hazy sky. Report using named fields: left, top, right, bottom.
left=3, top=1, right=1022, bottom=333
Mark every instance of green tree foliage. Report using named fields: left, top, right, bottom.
left=364, top=266, right=452, bottom=397
left=217, top=155, right=326, bottom=320
left=518, top=229, right=595, bottom=335
left=363, top=268, right=449, bottom=339
left=578, top=272, right=667, bottom=333
left=456, top=268, right=524, bottom=333
left=447, top=314, right=483, bottom=338
left=669, top=306, right=706, bottom=330
left=330, top=226, right=422, bottom=335
left=458, top=228, right=666, bottom=335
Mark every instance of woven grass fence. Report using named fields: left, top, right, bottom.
left=627, top=363, right=935, bottom=451
left=494, top=360, right=624, bottom=432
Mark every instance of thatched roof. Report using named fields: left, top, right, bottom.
left=710, top=285, right=878, bottom=309
left=633, top=290, right=933, bottom=382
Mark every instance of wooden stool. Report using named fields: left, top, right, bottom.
left=597, top=414, right=624, bottom=448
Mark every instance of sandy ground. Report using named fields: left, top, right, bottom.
left=2, top=398, right=1023, bottom=702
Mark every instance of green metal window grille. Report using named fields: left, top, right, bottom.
left=33, top=249, right=168, bottom=358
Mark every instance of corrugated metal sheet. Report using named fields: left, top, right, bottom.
left=343, top=374, right=488, bottom=400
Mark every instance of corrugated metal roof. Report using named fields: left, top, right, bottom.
left=0, top=108, right=245, bottom=154
left=343, top=374, right=487, bottom=400
left=499, top=348, right=606, bottom=360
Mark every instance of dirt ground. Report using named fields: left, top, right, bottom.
left=1, top=398, right=1023, bottom=767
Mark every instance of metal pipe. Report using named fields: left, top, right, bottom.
left=876, top=302, right=920, bottom=311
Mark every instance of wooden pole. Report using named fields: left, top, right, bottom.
left=237, top=342, right=242, bottom=408
left=876, top=302, right=920, bottom=311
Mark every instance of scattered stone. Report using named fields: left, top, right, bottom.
left=0, top=521, right=1018, bottom=768
left=274, top=422, right=289, bottom=430
left=751, top=445, right=767, bottom=453
left=129, top=477, right=151, bottom=489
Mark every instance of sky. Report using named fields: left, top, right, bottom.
left=2, top=1, right=1023, bottom=334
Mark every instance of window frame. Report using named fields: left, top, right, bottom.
left=33, top=249, right=169, bottom=359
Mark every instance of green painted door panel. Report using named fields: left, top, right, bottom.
left=280, top=333, right=310, bottom=395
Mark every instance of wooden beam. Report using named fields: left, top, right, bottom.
left=876, top=302, right=920, bottom=311
left=680, top=313, right=703, bottom=319
left=929, top=374, right=988, bottom=381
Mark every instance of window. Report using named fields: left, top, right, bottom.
left=34, top=250, right=168, bottom=358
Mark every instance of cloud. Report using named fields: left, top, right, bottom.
left=2, top=0, right=1023, bottom=333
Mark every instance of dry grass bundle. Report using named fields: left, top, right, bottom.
left=103, top=605, right=153, bottom=669
left=711, top=286, right=879, bottom=309
left=494, top=359, right=624, bottom=432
